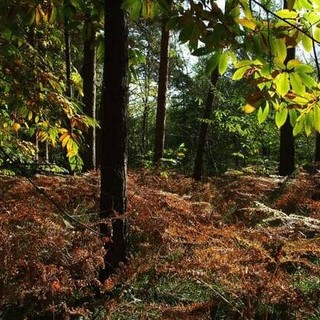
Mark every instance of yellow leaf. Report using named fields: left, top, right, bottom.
left=236, top=18, right=256, bottom=30
left=243, top=104, right=256, bottom=113
left=12, top=123, right=21, bottom=132
left=61, top=134, right=71, bottom=148
left=35, top=7, right=41, bottom=25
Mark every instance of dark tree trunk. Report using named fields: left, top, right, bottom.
left=315, top=134, right=320, bottom=168
left=153, top=2, right=171, bottom=166
left=314, top=40, right=320, bottom=166
left=100, top=0, right=128, bottom=279
left=193, top=69, right=219, bottom=181
left=64, top=1, right=72, bottom=98
left=82, top=17, right=97, bottom=171
left=279, top=117, right=295, bottom=175
left=279, top=2, right=295, bottom=176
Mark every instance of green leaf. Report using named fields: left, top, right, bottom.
left=289, top=72, right=305, bottom=94
left=275, top=72, right=290, bottom=96
left=305, top=109, right=314, bottom=136
left=287, top=59, right=301, bottom=70
left=297, top=72, right=316, bottom=89
left=275, top=9, right=298, bottom=19
left=289, top=108, right=298, bottom=127
left=293, top=95, right=309, bottom=105
left=232, top=66, right=250, bottom=80
left=301, top=33, right=312, bottom=52
left=123, top=0, right=142, bottom=20
left=257, top=101, right=270, bottom=124
left=2, top=29, right=12, bottom=41
left=218, top=51, right=229, bottom=75
left=314, top=105, right=320, bottom=132
left=205, top=52, right=220, bottom=76
left=179, top=22, right=194, bottom=44
left=272, top=39, right=287, bottom=64
left=293, top=118, right=304, bottom=136
left=156, top=0, right=171, bottom=14
left=192, top=46, right=214, bottom=56
left=275, top=107, right=288, bottom=128
left=235, top=60, right=253, bottom=69
left=298, top=0, right=313, bottom=10
left=296, top=64, right=314, bottom=73
left=314, top=27, right=320, bottom=43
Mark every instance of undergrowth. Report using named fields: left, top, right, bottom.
left=1, top=169, right=320, bottom=319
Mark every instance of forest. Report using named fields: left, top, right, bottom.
left=1, top=0, right=320, bottom=319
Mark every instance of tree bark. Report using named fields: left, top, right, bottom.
left=193, top=69, right=219, bottom=181
left=153, top=3, right=171, bottom=166
left=279, top=117, right=295, bottom=176
left=279, top=2, right=295, bottom=176
left=82, top=17, right=97, bottom=171
left=100, top=0, right=128, bottom=279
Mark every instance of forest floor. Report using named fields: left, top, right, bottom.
left=1, top=169, right=320, bottom=319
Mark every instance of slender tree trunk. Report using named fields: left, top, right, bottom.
left=141, top=61, right=151, bottom=155
left=315, top=129, right=320, bottom=166
left=313, top=41, right=320, bottom=167
left=100, top=0, right=128, bottom=279
left=153, top=2, right=171, bottom=166
left=279, top=2, right=295, bottom=176
left=82, top=17, right=97, bottom=171
left=141, top=103, right=149, bottom=155
left=95, top=93, right=103, bottom=168
left=193, top=69, right=219, bottom=181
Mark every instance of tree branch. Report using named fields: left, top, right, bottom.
left=250, top=0, right=320, bottom=46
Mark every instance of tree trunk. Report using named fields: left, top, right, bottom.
left=193, top=69, right=219, bottom=181
left=141, top=60, right=151, bottom=155
left=153, top=3, right=171, bottom=166
left=279, top=117, right=295, bottom=175
left=314, top=40, right=320, bottom=166
left=82, top=17, right=97, bottom=171
left=279, top=2, right=295, bottom=176
left=100, top=0, right=128, bottom=279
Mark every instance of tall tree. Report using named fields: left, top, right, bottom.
left=313, top=40, right=320, bottom=167
left=82, top=15, right=97, bottom=171
left=279, top=0, right=295, bottom=176
left=153, top=0, right=172, bottom=166
left=193, top=68, right=219, bottom=180
left=100, top=0, right=128, bottom=279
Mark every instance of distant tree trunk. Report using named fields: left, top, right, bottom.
left=193, top=69, right=219, bottom=181
left=82, top=17, right=97, bottom=171
left=153, top=1, right=171, bottom=166
left=95, top=94, right=103, bottom=168
left=315, top=134, right=320, bottom=165
left=141, top=60, right=151, bottom=155
left=314, top=41, right=320, bottom=167
left=141, top=102, right=149, bottom=155
left=64, top=0, right=72, bottom=98
left=100, top=0, right=128, bottom=279
left=279, top=2, right=295, bottom=176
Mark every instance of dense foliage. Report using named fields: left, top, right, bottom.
left=1, top=0, right=320, bottom=318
